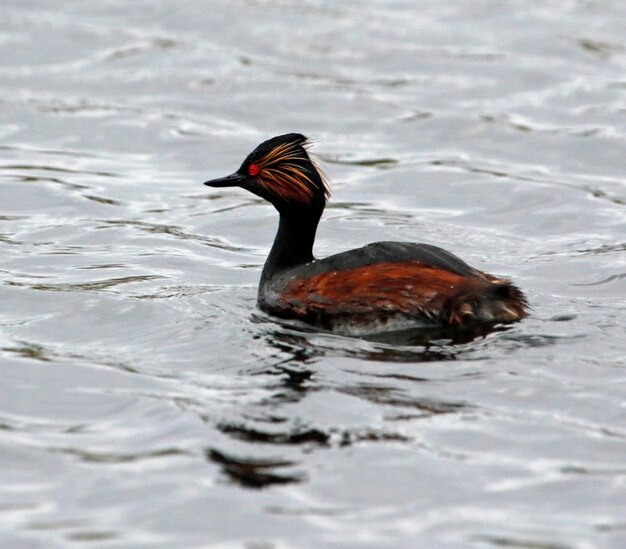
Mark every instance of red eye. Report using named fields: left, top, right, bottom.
left=248, top=164, right=260, bottom=176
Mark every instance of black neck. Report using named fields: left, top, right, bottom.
left=261, top=209, right=321, bottom=279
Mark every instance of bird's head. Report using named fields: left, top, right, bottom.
left=204, top=133, right=330, bottom=214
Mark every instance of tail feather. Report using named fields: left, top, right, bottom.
left=481, top=280, right=528, bottom=323
left=448, top=279, right=528, bottom=326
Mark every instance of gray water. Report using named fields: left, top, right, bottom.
left=1, top=1, right=625, bottom=547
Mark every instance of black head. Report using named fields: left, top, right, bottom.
left=204, top=133, right=330, bottom=212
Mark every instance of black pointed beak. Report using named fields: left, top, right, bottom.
left=203, top=172, right=246, bottom=187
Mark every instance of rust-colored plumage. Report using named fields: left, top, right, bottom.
left=255, top=140, right=330, bottom=203
left=280, top=261, right=527, bottom=328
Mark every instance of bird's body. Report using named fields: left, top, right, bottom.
left=204, top=134, right=527, bottom=335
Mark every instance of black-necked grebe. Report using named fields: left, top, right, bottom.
left=204, top=133, right=528, bottom=334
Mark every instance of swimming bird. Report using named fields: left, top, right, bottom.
left=204, top=133, right=527, bottom=335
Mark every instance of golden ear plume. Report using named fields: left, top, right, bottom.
left=256, top=140, right=330, bottom=203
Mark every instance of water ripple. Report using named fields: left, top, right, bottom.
left=1, top=0, right=625, bottom=546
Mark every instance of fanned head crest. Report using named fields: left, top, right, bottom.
left=243, top=133, right=330, bottom=205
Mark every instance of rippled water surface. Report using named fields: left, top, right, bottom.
left=1, top=1, right=625, bottom=547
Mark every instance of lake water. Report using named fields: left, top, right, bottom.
left=1, top=1, right=625, bottom=547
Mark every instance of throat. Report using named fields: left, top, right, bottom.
left=262, top=211, right=320, bottom=278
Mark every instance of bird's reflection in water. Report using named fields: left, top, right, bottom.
left=206, top=315, right=505, bottom=489
left=250, top=315, right=507, bottom=414
left=206, top=448, right=304, bottom=489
